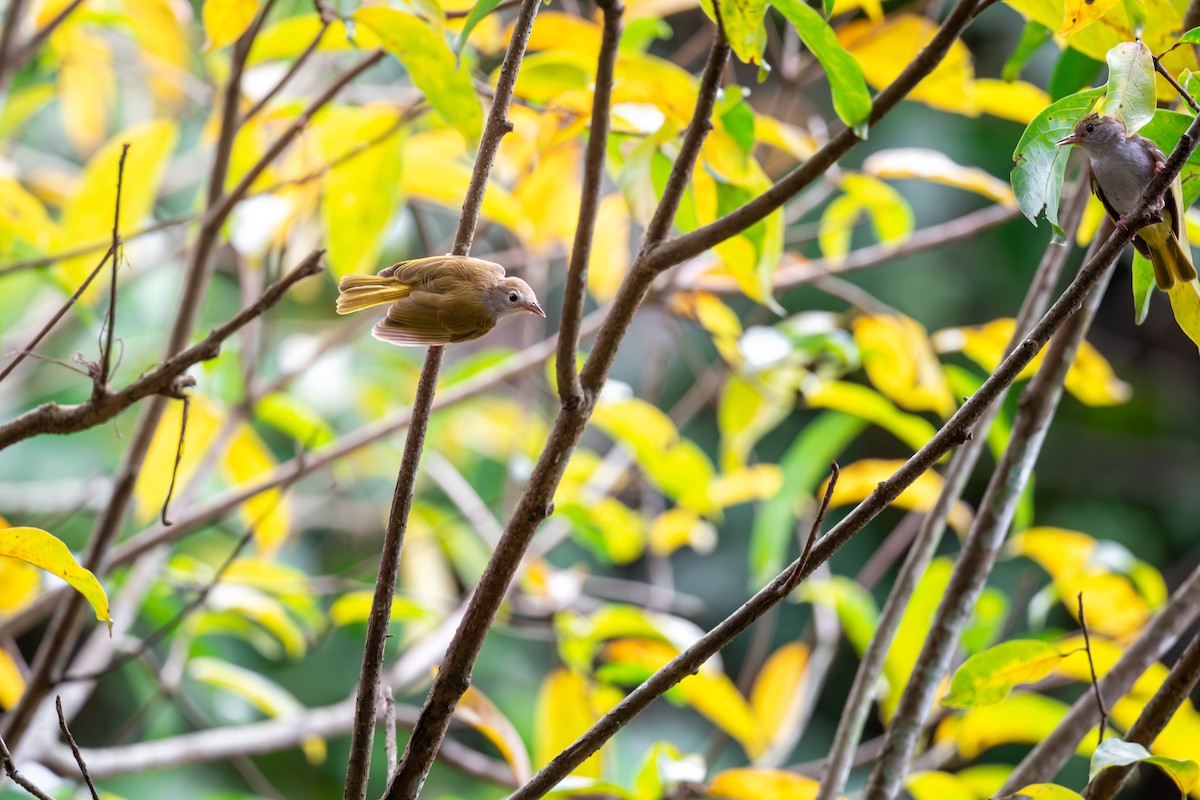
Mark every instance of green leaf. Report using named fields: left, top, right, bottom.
left=1098, top=41, right=1155, bottom=135
left=1167, top=280, right=1200, bottom=349
left=770, top=0, right=872, bottom=137
left=453, top=0, right=503, bottom=55
left=961, top=588, right=1009, bottom=654
left=1180, top=27, right=1200, bottom=45
left=749, top=411, right=866, bottom=587
left=942, top=640, right=1065, bottom=708
left=804, top=380, right=938, bottom=454
left=1132, top=253, right=1155, bottom=324
left=1089, top=739, right=1199, bottom=793
left=255, top=393, right=335, bottom=447
left=699, top=0, right=768, bottom=65
left=354, top=6, right=483, bottom=144
left=1011, top=87, right=1104, bottom=236
left=798, top=577, right=878, bottom=656
left=620, top=17, right=672, bottom=52
left=1048, top=47, right=1102, bottom=102
left=1010, top=786, right=1085, bottom=800
left=1003, top=22, right=1052, bottom=83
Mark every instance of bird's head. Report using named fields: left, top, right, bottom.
left=489, top=276, right=545, bottom=319
left=1056, top=112, right=1128, bottom=152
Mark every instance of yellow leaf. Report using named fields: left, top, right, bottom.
left=819, top=174, right=914, bottom=265
left=592, top=397, right=678, bottom=453
left=838, top=15, right=974, bottom=115
left=705, top=465, right=783, bottom=509
left=1167, top=280, right=1200, bottom=350
left=1005, top=0, right=1183, bottom=61
left=605, top=638, right=767, bottom=758
left=0, top=527, right=110, bottom=631
left=328, top=590, right=429, bottom=626
left=862, top=148, right=1016, bottom=208
left=57, top=118, right=179, bottom=298
left=457, top=684, right=532, bottom=783
left=313, top=105, right=404, bottom=279
left=1058, top=0, right=1122, bottom=36
left=613, top=51, right=699, bottom=125
left=401, top=130, right=532, bottom=239
left=514, top=141, right=582, bottom=249
left=50, top=24, right=115, bottom=155
left=517, top=11, right=602, bottom=60
left=0, top=648, right=24, bottom=710
left=972, top=79, right=1051, bottom=125
left=820, top=459, right=973, bottom=534
left=715, top=369, right=799, bottom=470
left=749, top=643, right=809, bottom=741
left=202, top=584, right=308, bottom=659
left=249, top=15, right=382, bottom=63
left=0, top=516, right=41, bottom=615
left=588, top=193, right=632, bottom=302
left=202, top=0, right=261, bottom=50
left=534, top=669, right=606, bottom=777
left=648, top=508, right=717, bottom=556
left=804, top=380, right=941, bottom=455
left=933, top=318, right=1131, bottom=406
left=935, top=692, right=1095, bottom=760
left=122, top=0, right=192, bottom=106
left=223, top=423, right=289, bottom=556
left=905, top=771, right=981, bottom=800
left=754, top=113, right=817, bottom=161
left=1010, top=527, right=1097, bottom=584
left=0, top=177, right=58, bottom=257
left=853, top=314, right=956, bottom=418
left=188, top=657, right=325, bottom=762
left=708, top=768, right=821, bottom=800
left=135, top=395, right=224, bottom=522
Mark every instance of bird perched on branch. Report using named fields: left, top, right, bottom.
left=1056, top=112, right=1196, bottom=290
left=336, top=255, right=546, bottom=346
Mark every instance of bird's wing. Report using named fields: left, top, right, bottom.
left=371, top=293, right=494, bottom=346
left=1092, top=172, right=1150, bottom=257
left=381, top=255, right=505, bottom=290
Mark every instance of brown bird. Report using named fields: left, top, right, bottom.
left=336, top=255, right=546, bottom=346
left=1057, top=113, right=1196, bottom=290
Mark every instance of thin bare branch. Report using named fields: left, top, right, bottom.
left=343, top=345, right=444, bottom=800
left=1084, top=632, right=1200, bottom=800
left=1077, top=592, right=1109, bottom=748
left=646, top=0, right=989, bottom=272
left=1154, top=54, right=1200, bottom=113
left=0, top=246, right=114, bottom=386
left=98, top=144, right=130, bottom=393
left=815, top=176, right=1092, bottom=800
left=679, top=203, right=1018, bottom=295
left=863, top=223, right=1117, bottom=800
left=0, top=253, right=324, bottom=451
left=557, top=0, right=622, bottom=407
left=1001, top=563, right=1200, bottom=794
left=388, top=29, right=731, bottom=800
left=509, top=461, right=840, bottom=799
left=10, top=0, right=84, bottom=68
left=239, top=20, right=331, bottom=127
left=0, top=732, right=55, bottom=800
left=56, top=696, right=99, bottom=800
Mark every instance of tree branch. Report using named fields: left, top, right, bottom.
left=1084, top=631, right=1200, bottom=800
left=678, top=203, right=1017, bottom=295
left=0, top=733, right=54, bottom=800
left=863, top=223, right=1117, bottom=800
left=556, top=0, right=622, bottom=407
left=645, top=0, right=988, bottom=273
left=0, top=253, right=324, bottom=451
left=98, top=143, right=130, bottom=393
left=346, top=0, right=545, bottom=795
left=56, top=696, right=99, bottom=800
left=1000, top=561, right=1200, bottom=794
left=814, top=177, right=1091, bottom=800
left=508, top=462, right=841, bottom=799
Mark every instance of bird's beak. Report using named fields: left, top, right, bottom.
left=525, top=301, right=546, bottom=318
left=1056, top=133, right=1082, bottom=147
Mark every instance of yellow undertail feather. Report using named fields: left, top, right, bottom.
left=335, top=274, right=411, bottom=315
left=1143, top=227, right=1197, bottom=291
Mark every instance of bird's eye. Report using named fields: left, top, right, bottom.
left=1085, top=123, right=1094, bottom=133
left=508, top=292, right=519, bottom=303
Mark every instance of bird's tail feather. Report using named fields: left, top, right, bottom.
left=1144, top=228, right=1197, bottom=291
left=335, top=275, right=411, bottom=314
